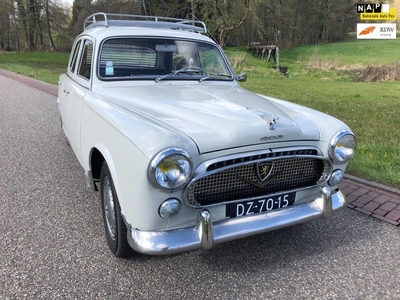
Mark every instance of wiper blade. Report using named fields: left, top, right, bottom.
left=155, top=66, right=208, bottom=82
left=155, top=73, right=174, bottom=82
left=199, top=76, right=210, bottom=82
left=199, top=73, right=233, bottom=82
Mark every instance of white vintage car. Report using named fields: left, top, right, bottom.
left=57, top=13, right=356, bottom=257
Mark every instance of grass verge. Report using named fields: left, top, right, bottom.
left=0, top=51, right=69, bottom=85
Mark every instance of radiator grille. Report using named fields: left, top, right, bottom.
left=185, top=156, right=331, bottom=207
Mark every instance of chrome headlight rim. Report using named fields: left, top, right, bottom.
left=328, top=130, right=357, bottom=164
left=148, top=148, right=193, bottom=192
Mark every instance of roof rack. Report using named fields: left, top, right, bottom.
left=83, top=13, right=207, bottom=34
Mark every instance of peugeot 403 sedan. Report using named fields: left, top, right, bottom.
left=57, top=13, right=356, bottom=257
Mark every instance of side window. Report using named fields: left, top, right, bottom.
left=69, top=40, right=82, bottom=73
left=78, top=40, right=93, bottom=80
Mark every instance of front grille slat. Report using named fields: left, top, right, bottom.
left=206, top=148, right=318, bottom=172
left=185, top=152, right=331, bottom=207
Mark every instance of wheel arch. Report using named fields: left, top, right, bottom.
left=88, top=147, right=118, bottom=193
left=90, top=147, right=105, bottom=183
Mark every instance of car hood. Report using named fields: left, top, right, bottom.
left=94, top=83, right=320, bottom=153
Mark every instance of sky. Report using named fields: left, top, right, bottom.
left=61, top=0, right=73, bottom=7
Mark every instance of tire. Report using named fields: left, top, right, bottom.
left=100, top=162, right=131, bottom=257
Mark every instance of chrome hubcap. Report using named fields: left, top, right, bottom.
left=103, top=176, right=116, bottom=240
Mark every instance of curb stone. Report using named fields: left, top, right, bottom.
left=345, top=174, right=400, bottom=197
left=0, top=68, right=58, bottom=96
left=342, top=175, right=400, bottom=226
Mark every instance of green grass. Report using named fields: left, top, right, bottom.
left=283, top=39, right=400, bottom=66
left=0, top=51, right=69, bottom=85
left=0, top=39, right=399, bottom=188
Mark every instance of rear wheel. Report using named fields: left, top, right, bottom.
left=100, top=162, right=131, bottom=257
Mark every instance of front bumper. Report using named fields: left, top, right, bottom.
left=127, top=187, right=346, bottom=255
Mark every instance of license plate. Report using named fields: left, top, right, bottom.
left=226, top=193, right=296, bottom=218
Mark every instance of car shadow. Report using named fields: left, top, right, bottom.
left=124, top=208, right=387, bottom=270
left=195, top=209, right=385, bottom=272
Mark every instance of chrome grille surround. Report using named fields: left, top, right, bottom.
left=184, top=147, right=332, bottom=207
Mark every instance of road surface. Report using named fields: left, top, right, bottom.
left=1, top=73, right=399, bottom=299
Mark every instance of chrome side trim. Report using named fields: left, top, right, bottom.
left=126, top=187, right=346, bottom=255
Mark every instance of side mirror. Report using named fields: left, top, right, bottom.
left=236, top=73, right=247, bottom=82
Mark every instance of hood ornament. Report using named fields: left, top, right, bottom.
left=245, top=107, right=280, bottom=130
left=261, top=115, right=279, bottom=130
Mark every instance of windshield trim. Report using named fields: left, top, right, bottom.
left=97, top=36, right=235, bottom=82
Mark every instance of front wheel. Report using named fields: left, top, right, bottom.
left=100, top=162, right=131, bottom=257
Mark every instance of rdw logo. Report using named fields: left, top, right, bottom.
left=357, top=23, right=397, bottom=39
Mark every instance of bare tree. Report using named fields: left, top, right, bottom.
left=197, top=0, right=252, bottom=47
left=0, top=0, right=360, bottom=52
left=45, top=0, right=56, bottom=50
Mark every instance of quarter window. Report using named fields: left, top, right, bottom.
left=69, top=40, right=81, bottom=73
left=78, top=40, right=93, bottom=80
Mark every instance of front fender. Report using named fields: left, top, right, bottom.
left=79, top=96, right=200, bottom=231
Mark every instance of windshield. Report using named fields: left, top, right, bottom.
left=98, top=38, right=233, bottom=81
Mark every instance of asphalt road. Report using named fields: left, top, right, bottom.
left=1, top=74, right=399, bottom=300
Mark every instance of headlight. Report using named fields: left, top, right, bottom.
left=149, top=148, right=192, bottom=191
left=329, top=130, right=357, bottom=164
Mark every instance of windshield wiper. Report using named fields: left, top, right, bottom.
left=199, top=73, right=233, bottom=82
left=155, top=72, right=174, bottom=82
left=156, top=66, right=208, bottom=82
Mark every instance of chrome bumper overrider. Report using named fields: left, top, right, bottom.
left=127, top=187, right=346, bottom=255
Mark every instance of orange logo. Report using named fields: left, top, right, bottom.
left=359, top=26, right=376, bottom=35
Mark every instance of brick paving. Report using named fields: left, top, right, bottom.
left=341, top=176, right=400, bottom=226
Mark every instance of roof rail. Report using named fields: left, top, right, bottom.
left=83, top=13, right=207, bottom=33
